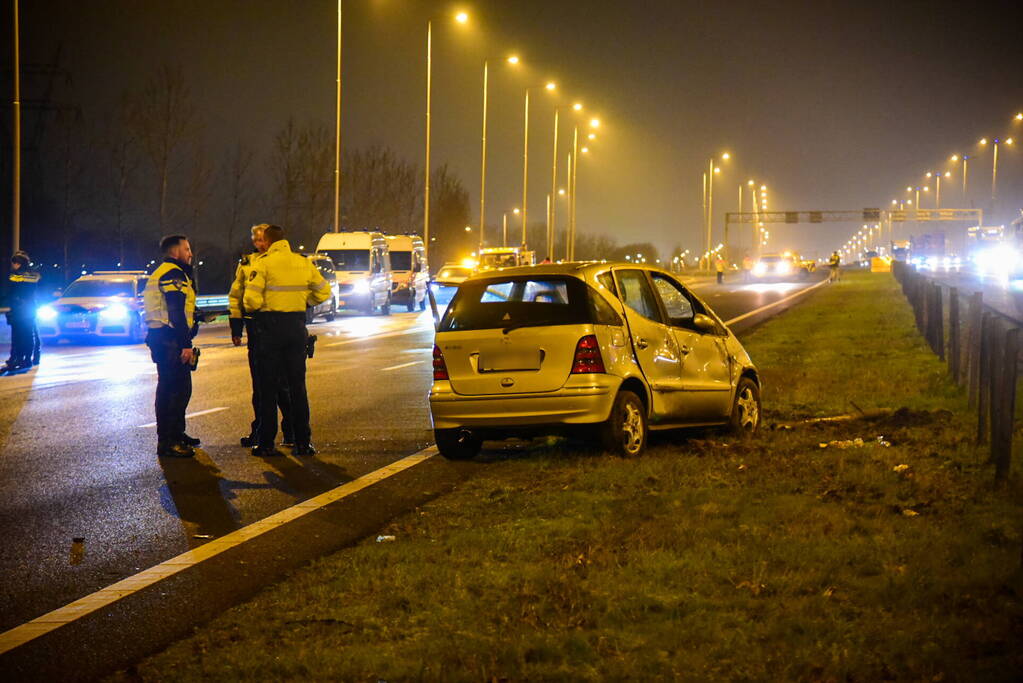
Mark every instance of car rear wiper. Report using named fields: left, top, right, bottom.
left=502, top=323, right=532, bottom=334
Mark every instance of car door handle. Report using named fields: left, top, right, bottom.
left=636, top=338, right=649, bottom=350
left=680, top=345, right=692, bottom=355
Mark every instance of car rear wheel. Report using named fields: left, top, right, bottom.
left=599, top=390, right=647, bottom=456
left=435, top=428, right=482, bottom=460
left=728, top=377, right=761, bottom=434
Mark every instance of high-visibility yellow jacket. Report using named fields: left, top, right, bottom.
left=7, top=269, right=40, bottom=314
left=144, top=258, right=196, bottom=348
left=228, top=254, right=257, bottom=336
left=243, top=240, right=330, bottom=314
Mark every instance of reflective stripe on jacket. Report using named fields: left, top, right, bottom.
left=144, top=259, right=196, bottom=348
left=7, top=270, right=40, bottom=312
left=242, top=240, right=330, bottom=314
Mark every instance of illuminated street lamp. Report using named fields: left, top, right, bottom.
left=703, top=151, right=732, bottom=268
left=423, top=11, right=471, bottom=260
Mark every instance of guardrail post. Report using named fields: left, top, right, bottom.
left=916, top=273, right=928, bottom=336
left=949, top=287, right=961, bottom=383
left=976, top=312, right=992, bottom=445
left=930, top=283, right=944, bottom=360
left=967, top=292, right=984, bottom=407
left=993, top=324, right=1019, bottom=483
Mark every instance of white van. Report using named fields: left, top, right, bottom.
left=315, top=231, right=392, bottom=315
left=385, top=234, right=429, bottom=312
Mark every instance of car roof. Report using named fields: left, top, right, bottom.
left=75, top=273, right=145, bottom=281
left=462, top=261, right=664, bottom=282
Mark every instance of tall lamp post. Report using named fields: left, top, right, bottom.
left=704, top=152, right=730, bottom=269
left=332, top=0, right=342, bottom=233
left=478, top=59, right=488, bottom=251
left=12, top=0, right=22, bottom=252
left=423, top=11, right=470, bottom=262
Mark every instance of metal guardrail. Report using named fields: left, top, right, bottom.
left=195, top=295, right=230, bottom=315
left=892, top=261, right=1020, bottom=483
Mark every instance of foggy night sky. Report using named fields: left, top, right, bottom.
left=8, top=0, right=1023, bottom=260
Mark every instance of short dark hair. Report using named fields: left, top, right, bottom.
left=262, top=224, right=285, bottom=244
left=160, top=234, right=189, bottom=254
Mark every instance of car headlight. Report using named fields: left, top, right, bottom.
left=352, top=279, right=371, bottom=294
left=776, top=262, right=792, bottom=275
left=37, top=305, right=58, bottom=321
left=99, top=303, right=130, bottom=321
left=752, top=263, right=767, bottom=276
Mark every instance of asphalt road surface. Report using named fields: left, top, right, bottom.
left=927, top=267, right=1023, bottom=324
left=0, top=271, right=825, bottom=680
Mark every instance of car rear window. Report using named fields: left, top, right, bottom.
left=441, top=276, right=601, bottom=332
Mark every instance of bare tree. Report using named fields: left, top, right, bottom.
left=50, top=108, right=89, bottom=280
left=271, top=118, right=302, bottom=228
left=103, top=98, right=139, bottom=266
left=224, top=140, right=254, bottom=255
left=183, top=138, right=214, bottom=236
left=296, top=122, right=333, bottom=248
left=127, top=65, right=197, bottom=233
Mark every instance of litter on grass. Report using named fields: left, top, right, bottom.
left=376, top=535, right=396, bottom=543
left=819, top=435, right=891, bottom=449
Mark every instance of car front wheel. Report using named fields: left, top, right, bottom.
left=728, top=377, right=761, bottom=434
left=435, top=428, right=482, bottom=460
left=599, top=390, right=647, bottom=456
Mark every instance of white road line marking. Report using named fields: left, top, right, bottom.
left=136, top=406, right=229, bottom=429
left=326, top=326, right=433, bottom=347
left=0, top=446, right=438, bottom=656
left=724, top=279, right=829, bottom=326
left=382, top=360, right=424, bottom=371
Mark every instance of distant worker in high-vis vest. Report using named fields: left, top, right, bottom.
left=242, top=224, right=330, bottom=457
left=144, top=235, right=200, bottom=458
left=3, top=251, right=40, bottom=374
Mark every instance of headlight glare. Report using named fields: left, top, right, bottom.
left=100, top=303, right=130, bottom=321
left=37, top=305, right=58, bottom=321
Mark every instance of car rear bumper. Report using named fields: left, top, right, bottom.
left=429, top=375, right=622, bottom=429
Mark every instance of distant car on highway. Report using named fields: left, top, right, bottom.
left=37, top=271, right=149, bottom=344
left=751, top=252, right=812, bottom=281
left=304, top=254, right=339, bottom=322
left=433, top=263, right=474, bottom=286
left=430, top=262, right=761, bottom=459
left=386, top=234, right=429, bottom=312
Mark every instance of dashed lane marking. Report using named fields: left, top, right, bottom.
left=136, top=406, right=229, bottom=429
left=382, top=360, right=424, bottom=371
left=0, top=446, right=438, bottom=656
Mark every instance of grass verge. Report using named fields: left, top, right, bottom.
left=120, top=272, right=1023, bottom=681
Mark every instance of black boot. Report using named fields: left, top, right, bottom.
left=158, top=442, right=195, bottom=458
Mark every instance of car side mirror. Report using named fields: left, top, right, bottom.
left=693, top=313, right=718, bottom=334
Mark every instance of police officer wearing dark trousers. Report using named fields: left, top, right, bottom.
left=242, top=224, right=330, bottom=457
left=229, top=224, right=293, bottom=447
left=144, top=235, right=201, bottom=458
left=3, top=251, right=40, bottom=374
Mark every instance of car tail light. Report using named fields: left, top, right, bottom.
left=571, top=335, right=605, bottom=374
left=433, top=345, right=449, bottom=380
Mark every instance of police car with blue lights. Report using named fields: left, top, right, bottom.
left=37, top=271, right=149, bottom=343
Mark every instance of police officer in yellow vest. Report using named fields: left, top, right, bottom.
left=229, top=224, right=294, bottom=448
left=3, top=251, right=41, bottom=374
left=242, top=224, right=330, bottom=456
left=144, top=235, right=200, bottom=458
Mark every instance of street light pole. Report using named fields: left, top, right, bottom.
left=332, top=0, right=342, bottom=233
left=549, top=107, right=559, bottom=262
left=423, top=20, right=433, bottom=261
left=706, top=158, right=714, bottom=269
left=12, top=0, right=21, bottom=253
left=478, top=60, right=488, bottom=251
left=571, top=128, right=579, bottom=260
left=521, top=88, right=529, bottom=249
left=502, top=212, right=507, bottom=247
